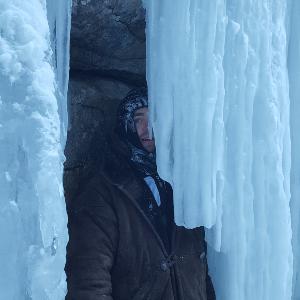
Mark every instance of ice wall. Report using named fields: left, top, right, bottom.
left=0, top=0, right=71, bottom=299
left=144, top=1, right=299, bottom=299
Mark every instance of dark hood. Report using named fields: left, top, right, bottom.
left=115, top=87, right=157, bottom=177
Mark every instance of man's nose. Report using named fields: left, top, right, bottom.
left=142, top=120, right=148, bottom=132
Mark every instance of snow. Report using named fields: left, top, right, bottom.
left=0, top=0, right=71, bottom=299
left=144, top=0, right=299, bottom=299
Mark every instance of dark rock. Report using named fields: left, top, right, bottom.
left=64, top=0, right=146, bottom=201
left=67, top=76, right=131, bottom=139
left=64, top=76, right=132, bottom=200
left=71, top=0, right=146, bottom=77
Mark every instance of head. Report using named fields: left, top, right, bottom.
left=116, top=88, right=155, bottom=153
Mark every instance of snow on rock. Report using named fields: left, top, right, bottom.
left=144, top=0, right=298, bottom=299
left=0, top=0, right=71, bottom=299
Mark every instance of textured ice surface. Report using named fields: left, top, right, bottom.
left=0, top=0, right=71, bottom=299
left=46, top=0, right=71, bottom=143
left=288, top=1, right=300, bottom=299
left=144, top=0, right=299, bottom=299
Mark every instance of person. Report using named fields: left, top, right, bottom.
left=65, top=88, right=216, bottom=300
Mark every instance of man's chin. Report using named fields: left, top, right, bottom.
left=142, top=141, right=155, bottom=153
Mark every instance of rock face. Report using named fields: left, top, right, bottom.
left=71, top=0, right=146, bottom=82
left=64, top=0, right=146, bottom=201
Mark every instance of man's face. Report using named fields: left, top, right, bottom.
left=133, top=107, right=155, bottom=153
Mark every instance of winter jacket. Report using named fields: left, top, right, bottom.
left=65, top=137, right=216, bottom=300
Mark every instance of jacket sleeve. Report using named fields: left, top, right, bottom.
left=65, top=186, right=118, bottom=300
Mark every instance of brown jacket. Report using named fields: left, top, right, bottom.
left=65, top=138, right=215, bottom=300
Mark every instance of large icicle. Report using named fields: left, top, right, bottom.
left=288, top=0, right=300, bottom=299
left=47, top=0, right=72, bottom=144
left=144, top=1, right=296, bottom=299
left=0, top=0, right=71, bottom=299
left=144, top=0, right=227, bottom=229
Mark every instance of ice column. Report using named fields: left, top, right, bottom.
left=47, top=0, right=72, bottom=144
left=288, top=0, right=300, bottom=299
left=0, top=0, right=71, bottom=299
left=144, top=0, right=227, bottom=229
left=144, top=1, right=296, bottom=299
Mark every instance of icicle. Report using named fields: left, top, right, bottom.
left=288, top=0, right=300, bottom=298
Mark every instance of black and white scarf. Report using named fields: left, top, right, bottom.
left=129, top=143, right=157, bottom=177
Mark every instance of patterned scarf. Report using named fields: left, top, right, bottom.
left=129, top=143, right=157, bottom=177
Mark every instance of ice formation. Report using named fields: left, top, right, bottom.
left=144, top=0, right=299, bottom=299
left=0, top=0, right=71, bottom=299
left=289, top=1, right=300, bottom=298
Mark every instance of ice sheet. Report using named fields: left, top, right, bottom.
left=144, top=0, right=298, bottom=299
left=0, top=0, right=71, bottom=298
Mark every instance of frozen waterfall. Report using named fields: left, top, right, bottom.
left=143, top=1, right=299, bottom=300
left=0, top=0, right=71, bottom=299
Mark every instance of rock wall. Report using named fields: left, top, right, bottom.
left=64, top=0, right=146, bottom=201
